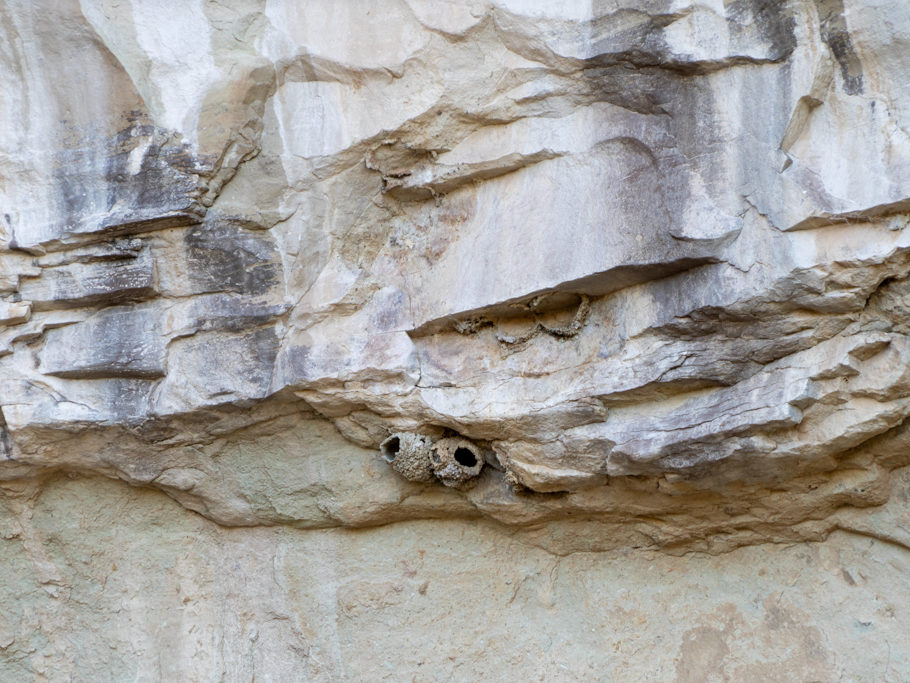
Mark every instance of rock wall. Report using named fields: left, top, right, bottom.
left=2, top=0, right=910, bottom=678
left=3, top=471, right=910, bottom=681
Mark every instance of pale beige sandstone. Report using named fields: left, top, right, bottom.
left=2, top=0, right=910, bottom=678
left=1, top=469, right=909, bottom=681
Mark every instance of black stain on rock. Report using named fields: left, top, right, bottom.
left=21, top=251, right=157, bottom=311
left=184, top=221, right=281, bottom=296
left=179, top=327, right=280, bottom=400
left=275, top=344, right=322, bottom=389
left=40, top=305, right=166, bottom=379
left=584, top=1, right=796, bottom=75
left=191, top=298, right=288, bottom=335
left=0, top=426, right=11, bottom=460
left=728, top=0, right=798, bottom=62
left=812, top=0, right=863, bottom=95
left=215, top=327, right=279, bottom=395
left=44, top=121, right=204, bottom=247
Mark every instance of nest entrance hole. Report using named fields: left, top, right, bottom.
left=380, top=436, right=400, bottom=462
left=454, top=447, right=477, bottom=467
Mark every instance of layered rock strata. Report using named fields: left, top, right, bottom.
left=0, top=0, right=909, bottom=553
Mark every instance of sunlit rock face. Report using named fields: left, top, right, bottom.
left=6, top=2, right=910, bottom=678
left=2, top=0, right=910, bottom=537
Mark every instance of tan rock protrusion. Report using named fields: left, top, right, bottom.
left=430, top=437, right=484, bottom=489
left=380, top=432, right=435, bottom=482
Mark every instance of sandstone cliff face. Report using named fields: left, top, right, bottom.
left=2, top=1, right=910, bottom=678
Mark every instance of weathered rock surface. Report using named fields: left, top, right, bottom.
left=2, top=0, right=910, bottom=509
left=2, top=471, right=910, bottom=681
left=2, top=0, right=910, bottom=676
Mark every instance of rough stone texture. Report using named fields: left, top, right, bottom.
left=2, top=465, right=910, bottom=681
left=2, top=0, right=910, bottom=677
left=429, top=436, right=485, bottom=489
left=380, top=431, right=435, bottom=482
